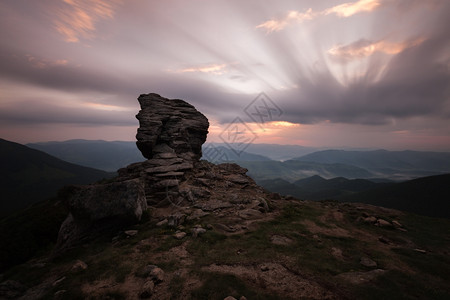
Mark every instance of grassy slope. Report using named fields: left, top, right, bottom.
left=3, top=200, right=449, bottom=299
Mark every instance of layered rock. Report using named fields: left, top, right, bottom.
left=135, top=93, right=209, bottom=161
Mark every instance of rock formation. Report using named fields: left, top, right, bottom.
left=135, top=93, right=209, bottom=161
left=55, top=93, right=266, bottom=252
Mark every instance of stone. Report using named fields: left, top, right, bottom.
left=187, top=209, right=210, bottom=221
left=54, top=290, right=67, bottom=299
left=125, top=230, right=138, bottom=237
left=376, top=219, right=393, bottom=228
left=363, top=216, right=377, bottom=223
left=191, top=227, right=207, bottom=238
left=270, top=235, right=293, bottom=245
left=414, top=248, right=427, bottom=254
left=71, top=260, right=88, bottom=272
left=156, top=219, right=168, bottom=227
left=174, top=231, right=187, bottom=240
left=136, top=93, right=209, bottom=160
left=392, top=220, right=403, bottom=228
left=139, top=280, right=155, bottom=298
left=167, top=213, right=186, bottom=227
left=260, top=265, right=270, bottom=271
left=258, top=197, right=269, bottom=212
left=54, top=179, right=147, bottom=252
left=360, top=256, right=377, bottom=268
left=224, top=297, right=237, bottom=300
left=52, top=276, right=66, bottom=286
left=63, top=179, right=147, bottom=222
left=150, top=267, right=165, bottom=283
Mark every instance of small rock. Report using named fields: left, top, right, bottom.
left=260, top=265, right=269, bottom=272
left=139, top=280, right=155, bottom=298
left=174, top=232, right=187, bottom=240
left=258, top=197, right=269, bottom=212
left=270, top=235, right=293, bottom=246
left=191, top=227, right=207, bottom=238
left=52, top=276, right=66, bottom=286
left=331, top=247, right=344, bottom=260
left=125, top=230, right=138, bottom=237
left=392, top=220, right=403, bottom=228
left=363, top=216, right=377, bottom=223
left=414, top=248, right=427, bottom=254
left=150, top=267, right=165, bottom=283
left=54, top=290, right=67, bottom=299
left=360, top=256, right=377, bottom=268
left=214, top=223, right=236, bottom=233
left=376, top=219, right=393, bottom=228
left=168, top=213, right=186, bottom=227
left=71, top=260, right=88, bottom=272
left=156, top=219, right=168, bottom=227
left=224, top=297, right=237, bottom=300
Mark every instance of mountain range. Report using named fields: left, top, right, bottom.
left=0, top=139, right=114, bottom=217
left=27, top=140, right=450, bottom=182
left=27, top=140, right=145, bottom=172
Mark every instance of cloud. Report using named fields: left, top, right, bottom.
left=328, top=38, right=425, bottom=62
left=256, top=0, right=382, bottom=33
left=172, top=63, right=228, bottom=75
left=256, top=9, right=315, bottom=33
left=324, top=0, right=381, bottom=18
left=277, top=32, right=450, bottom=125
left=53, top=0, right=123, bottom=42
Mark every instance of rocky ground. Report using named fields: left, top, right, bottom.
left=2, top=190, right=450, bottom=299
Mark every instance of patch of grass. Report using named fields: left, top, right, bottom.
left=155, top=236, right=184, bottom=252
left=352, top=269, right=450, bottom=300
left=191, top=272, right=281, bottom=300
left=103, top=290, right=127, bottom=300
left=392, top=248, right=450, bottom=279
left=169, top=275, right=186, bottom=300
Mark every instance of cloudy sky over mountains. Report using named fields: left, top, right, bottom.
left=1, top=0, right=449, bottom=150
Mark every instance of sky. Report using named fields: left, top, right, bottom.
left=1, top=0, right=449, bottom=151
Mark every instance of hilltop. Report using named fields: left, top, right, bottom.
left=1, top=94, right=449, bottom=300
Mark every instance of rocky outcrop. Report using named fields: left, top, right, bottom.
left=135, top=93, right=209, bottom=161
left=55, top=93, right=262, bottom=252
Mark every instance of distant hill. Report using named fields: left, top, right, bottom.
left=238, top=160, right=373, bottom=182
left=202, top=145, right=272, bottom=162
left=293, top=149, right=450, bottom=180
left=258, top=175, right=390, bottom=201
left=341, top=173, right=450, bottom=219
left=27, top=140, right=145, bottom=172
left=209, top=143, right=320, bottom=161
left=0, top=139, right=114, bottom=217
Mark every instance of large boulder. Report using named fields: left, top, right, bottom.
left=136, top=93, right=209, bottom=161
